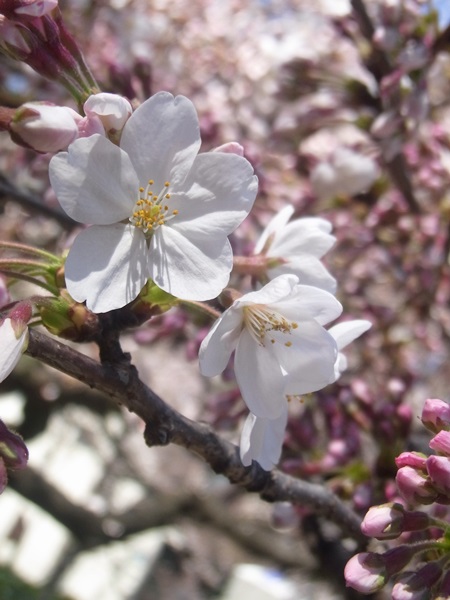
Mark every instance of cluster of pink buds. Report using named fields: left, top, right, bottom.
left=0, top=0, right=98, bottom=103
left=345, top=398, right=450, bottom=598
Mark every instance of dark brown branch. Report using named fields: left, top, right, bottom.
left=25, top=329, right=366, bottom=544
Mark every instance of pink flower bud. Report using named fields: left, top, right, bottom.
left=10, top=102, right=80, bottom=152
left=392, top=563, right=443, bottom=600
left=0, top=420, right=28, bottom=469
left=430, top=431, right=450, bottom=456
left=426, top=455, right=450, bottom=496
left=83, top=93, right=132, bottom=139
left=361, top=503, right=405, bottom=540
left=396, top=451, right=427, bottom=470
left=344, top=553, right=386, bottom=593
left=8, top=301, right=32, bottom=331
left=421, top=399, right=450, bottom=433
left=396, top=466, right=438, bottom=505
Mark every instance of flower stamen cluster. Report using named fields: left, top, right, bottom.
left=131, top=180, right=178, bottom=234
left=243, top=304, right=298, bottom=347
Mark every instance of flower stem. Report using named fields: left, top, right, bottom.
left=0, top=269, right=59, bottom=295
left=180, top=300, right=221, bottom=320
left=0, top=241, right=61, bottom=264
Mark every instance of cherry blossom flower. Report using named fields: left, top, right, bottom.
left=199, top=274, right=342, bottom=420
left=238, top=316, right=371, bottom=471
left=49, top=92, right=258, bottom=312
left=253, top=205, right=337, bottom=293
left=0, top=317, right=29, bottom=383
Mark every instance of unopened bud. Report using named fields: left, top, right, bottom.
left=422, top=399, right=450, bottom=433
left=395, top=451, right=427, bottom=470
left=83, top=93, right=132, bottom=142
left=426, top=455, right=450, bottom=497
left=10, top=102, right=80, bottom=152
left=396, top=466, right=438, bottom=505
left=392, top=563, right=443, bottom=600
left=429, top=430, right=450, bottom=456
left=361, top=503, right=405, bottom=539
left=344, top=552, right=387, bottom=593
left=0, top=420, right=28, bottom=469
left=36, top=291, right=100, bottom=341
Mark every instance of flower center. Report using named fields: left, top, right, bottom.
left=243, top=304, right=298, bottom=347
left=130, top=179, right=179, bottom=234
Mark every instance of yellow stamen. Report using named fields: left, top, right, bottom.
left=130, top=179, right=179, bottom=234
left=243, top=304, right=298, bottom=347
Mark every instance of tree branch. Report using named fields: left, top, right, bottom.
left=25, top=329, right=366, bottom=544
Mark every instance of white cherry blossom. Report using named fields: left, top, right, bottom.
left=199, top=274, right=342, bottom=420
left=0, top=318, right=28, bottom=383
left=240, top=318, right=371, bottom=471
left=49, top=92, right=258, bottom=312
left=254, top=205, right=337, bottom=293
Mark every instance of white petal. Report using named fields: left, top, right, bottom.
left=49, top=135, right=138, bottom=224
left=270, top=219, right=336, bottom=258
left=198, top=307, right=243, bottom=377
left=235, top=329, right=287, bottom=419
left=64, top=224, right=149, bottom=313
left=235, top=274, right=300, bottom=308
left=277, top=320, right=338, bottom=395
left=169, top=152, right=258, bottom=237
left=254, top=205, right=295, bottom=255
left=0, top=319, right=28, bottom=382
left=274, top=284, right=342, bottom=325
left=328, top=319, right=372, bottom=350
left=240, top=408, right=288, bottom=470
left=149, top=226, right=232, bottom=300
left=334, top=353, right=348, bottom=379
left=120, top=92, right=201, bottom=191
left=269, top=256, right=337, bottom=293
